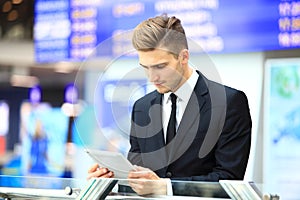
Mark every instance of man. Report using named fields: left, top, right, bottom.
left=88, top=15, right=252, bottom=196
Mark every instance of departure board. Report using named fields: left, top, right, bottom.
left=34, top=0, right=300, bottom=63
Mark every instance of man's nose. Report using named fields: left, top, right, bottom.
left=148, top=69, right=159, bottom=82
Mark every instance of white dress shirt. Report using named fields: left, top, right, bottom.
left=162, top=68, right=199, bottom=142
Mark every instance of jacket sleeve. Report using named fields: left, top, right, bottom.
left=127, top=101, right=143, bottom=166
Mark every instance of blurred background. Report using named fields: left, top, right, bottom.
left=0, top=0, right=300, bottom=199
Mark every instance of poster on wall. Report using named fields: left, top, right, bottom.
left=264, top=58, right=300, bottom=199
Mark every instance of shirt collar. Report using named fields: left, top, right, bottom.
left=164, top=68, right=198, bottom=103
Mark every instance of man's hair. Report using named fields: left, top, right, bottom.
left=132, top=15, right=188, bottom=57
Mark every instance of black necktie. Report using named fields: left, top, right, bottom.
left=166, top=93, right=177, bottom=144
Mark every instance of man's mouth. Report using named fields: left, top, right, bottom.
left=154, top=83, right=163, bottom=87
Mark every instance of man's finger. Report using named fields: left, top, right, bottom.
left=101, top=171, right=114, bottom=178
left=87, top=168, right=112, bottom=179
left=129, top=171, right=157, bottom=180
left=87, top=163, right=99, bottom=173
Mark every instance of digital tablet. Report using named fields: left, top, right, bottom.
left=85, top=148, right=135, bottom=179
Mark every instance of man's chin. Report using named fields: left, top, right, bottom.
left=156, top=87, right=170, bottom=94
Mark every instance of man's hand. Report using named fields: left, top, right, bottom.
left=128, top=166, right=167, bottom=196
left=87, top=163, right=114, bottom=180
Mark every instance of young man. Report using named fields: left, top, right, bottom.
left=88, top=15, right=252, bottom=196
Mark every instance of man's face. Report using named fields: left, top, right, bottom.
left=138, top=49, right=187, bottom=94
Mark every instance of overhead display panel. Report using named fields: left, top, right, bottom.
left=34, top=0, right=300, bottom=63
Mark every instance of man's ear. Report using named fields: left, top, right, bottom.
left=179, top=49, right=189, bottom=64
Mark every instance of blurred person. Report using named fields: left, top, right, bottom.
left=88, top=14, right=252, bottom=196
left=29, top=120, right=48, bottom=174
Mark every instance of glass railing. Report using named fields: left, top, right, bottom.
left=0, top=175, right=278, bottom=199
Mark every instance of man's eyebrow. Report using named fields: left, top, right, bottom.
left=139, top=63, right=148, bottom=68
left=139, top=62, right=168, bottom=68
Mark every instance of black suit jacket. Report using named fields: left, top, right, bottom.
left=128, top=72, right=252, bottom=182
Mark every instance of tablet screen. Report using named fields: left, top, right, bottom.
left=85, top=149, right=134, bottom=179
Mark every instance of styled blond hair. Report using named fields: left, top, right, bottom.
left=132, top=15, right=188, bottom=57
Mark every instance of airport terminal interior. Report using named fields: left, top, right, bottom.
left=0, top=0, right=300, bottom=199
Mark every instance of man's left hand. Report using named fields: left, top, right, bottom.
left=128, top=166, right=167, bottom=196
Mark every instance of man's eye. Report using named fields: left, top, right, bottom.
left=140, top=65, right=148, bottom=69
left=156, top=64, right=166, bottom=69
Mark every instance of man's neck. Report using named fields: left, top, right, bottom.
left=173, top=66, right=193, bottom=92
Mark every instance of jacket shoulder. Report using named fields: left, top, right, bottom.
left=133, top=90, right=159, bottom=110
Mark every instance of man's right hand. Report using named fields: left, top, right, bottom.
left=87, top=163, right=114, bottom=180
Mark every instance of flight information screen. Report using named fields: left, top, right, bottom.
left=34, top=0, right=300, bottom=63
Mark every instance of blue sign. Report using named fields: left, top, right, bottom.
left=34, top=0, right=300, bottom=63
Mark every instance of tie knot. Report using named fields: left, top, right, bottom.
left=170, top=93, right=177, bottom=104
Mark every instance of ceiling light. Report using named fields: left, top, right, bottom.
left=7, top=10, right=18, bottom=21
left=10, top=74, right=39, bottom=88
left=12, top=0, right=23, bottom=5
left=2, top=1, right=12, bottom=13
left=54, top=62, right=75, bottom=73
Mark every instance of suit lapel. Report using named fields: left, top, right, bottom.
left=178, top=72, right=208, bottom=133
left=168, top=74, right=209, bottom=163
left=147, top=93, right=165, bottom=148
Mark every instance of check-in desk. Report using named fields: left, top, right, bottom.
left=0, top=175, right=271, bottom=199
